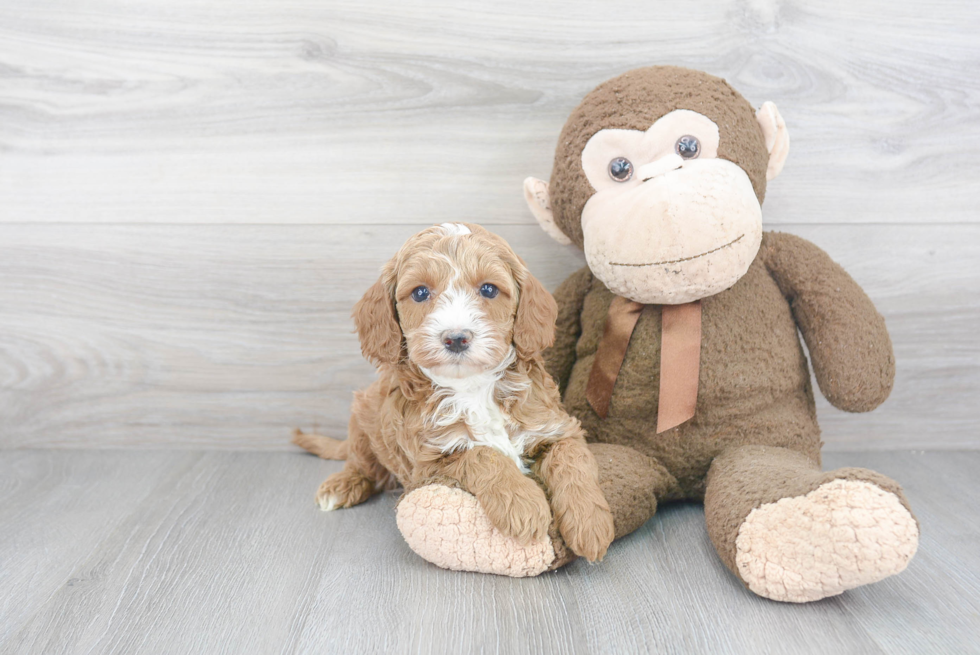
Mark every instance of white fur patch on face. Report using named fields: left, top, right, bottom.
left=438, top=223, right=472, bottom=236
left=426, top=285, right=481, bottom=336
left=419, top=282, right=499, bottom=377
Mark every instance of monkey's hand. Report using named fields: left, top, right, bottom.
left=763, top=232, right=895, bottom=412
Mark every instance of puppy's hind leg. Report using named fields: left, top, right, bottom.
left=316, top=464, right=376, bottom=511
left=312, top=400, right=390, bottom=511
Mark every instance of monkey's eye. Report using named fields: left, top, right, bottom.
left=411, top=286, right=430, bottom=302
left=675, top=135, right=700, bottom=159
left=608, top=157, right=633, bottom=182
left=479, top=283, right=499, bottom=299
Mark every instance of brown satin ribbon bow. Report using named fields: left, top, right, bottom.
left=586, top=297, right=702, bottom=433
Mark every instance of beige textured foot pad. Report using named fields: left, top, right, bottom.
left=735, top=479, right=919, bottom=603
left=396, top=484, right=555, bottom=577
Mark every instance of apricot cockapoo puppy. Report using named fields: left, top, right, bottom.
left=294, top=223, right=615, bottom=569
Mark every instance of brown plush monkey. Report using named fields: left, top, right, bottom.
left=396, top=66, right=918, bottom=602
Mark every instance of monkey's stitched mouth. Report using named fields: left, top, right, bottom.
left=609, top=234, right=744, bottom=267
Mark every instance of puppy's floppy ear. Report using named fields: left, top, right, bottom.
left=512, top=258, right=558, bottom=358
left=352, top=262, right=402, bottom=366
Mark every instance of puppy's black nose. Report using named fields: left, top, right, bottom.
left=441, top=331, right=472, bottom=354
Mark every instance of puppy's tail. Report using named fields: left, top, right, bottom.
left=292, top=428, right=349, bottom=460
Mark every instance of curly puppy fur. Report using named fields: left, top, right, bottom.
left=295, top=223, right=614, bottom=562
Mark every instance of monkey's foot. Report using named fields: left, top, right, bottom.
left=396, top=484, right=555, bottom=577
left=735, top=479, right=919, bottom=603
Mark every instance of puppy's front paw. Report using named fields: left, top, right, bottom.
left=315, top=469, right=374, bottom=511
left=478, top=477, right=552, bottom=545
left=557, top=498, right=615, bottom=562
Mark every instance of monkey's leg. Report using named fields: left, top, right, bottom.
left=589, top=443, right=674, bottom=540
left=395, top=478, right=556, bottom=578
left=704, top=445, right=919, bottom=603
left=395, top=444, right=674, bottom=577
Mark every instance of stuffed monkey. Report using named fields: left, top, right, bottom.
left=396, top=66, right=918, bottom=603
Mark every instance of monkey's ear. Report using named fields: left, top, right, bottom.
left=756, top=102, right=790, bottom=181
left=523, top=177, right=573, bottom=246
left=352, top=263, right=403, bottom=367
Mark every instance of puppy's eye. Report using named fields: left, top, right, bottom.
left=608, top=157, right=633, bottom=182
left=411, top=286, right=430, bottom=302
left=479, top=283, right=499, bottom=299
left=675, top=135, right=700, bottom=160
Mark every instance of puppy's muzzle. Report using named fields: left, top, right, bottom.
left=441, top=330, right=473, bottom=354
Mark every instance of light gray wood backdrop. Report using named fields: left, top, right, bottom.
left=1, top=0, right=978, bottom=450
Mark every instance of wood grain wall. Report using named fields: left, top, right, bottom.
left=1, top=0, right=978, bottom=449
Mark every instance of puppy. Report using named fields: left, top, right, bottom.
left=294, top=223, right=614, bottom=562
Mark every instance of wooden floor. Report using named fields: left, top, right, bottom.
left=2, top=449, right=977, bottom=654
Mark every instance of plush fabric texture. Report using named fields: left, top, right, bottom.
left=553, top=234, right=848, bottom=494
left=580, top=158, right=764, bottom=304
left=549, top=66, right=770, bottom=248
left=764, top=233, right=895, bottom=411
left=589, top=442, right=674, bottom=538
left=546, top=232, right=895, bottom=495
left=397, top=484, right=556, bottom=577
left=703, top=445, right=917, bottom=600
left=397, top=442, right=672, bottom=573
left=532, top=230, right=912, bottom=599
left=734, top=478, right=918, bottom=602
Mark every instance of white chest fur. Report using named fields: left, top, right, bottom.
left=421, top=366, right=531, bottom=473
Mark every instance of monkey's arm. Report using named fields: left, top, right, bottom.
left=762, top=232, right=895, bottom=412
left=544, top=266, right=594, bottom=394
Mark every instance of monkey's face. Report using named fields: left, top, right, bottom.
left=579, top=110, right=762, bottom=305
left=523, top=66, right=789, bottom=306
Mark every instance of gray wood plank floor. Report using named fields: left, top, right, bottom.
left=2, top=449, right=977, bottom=654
